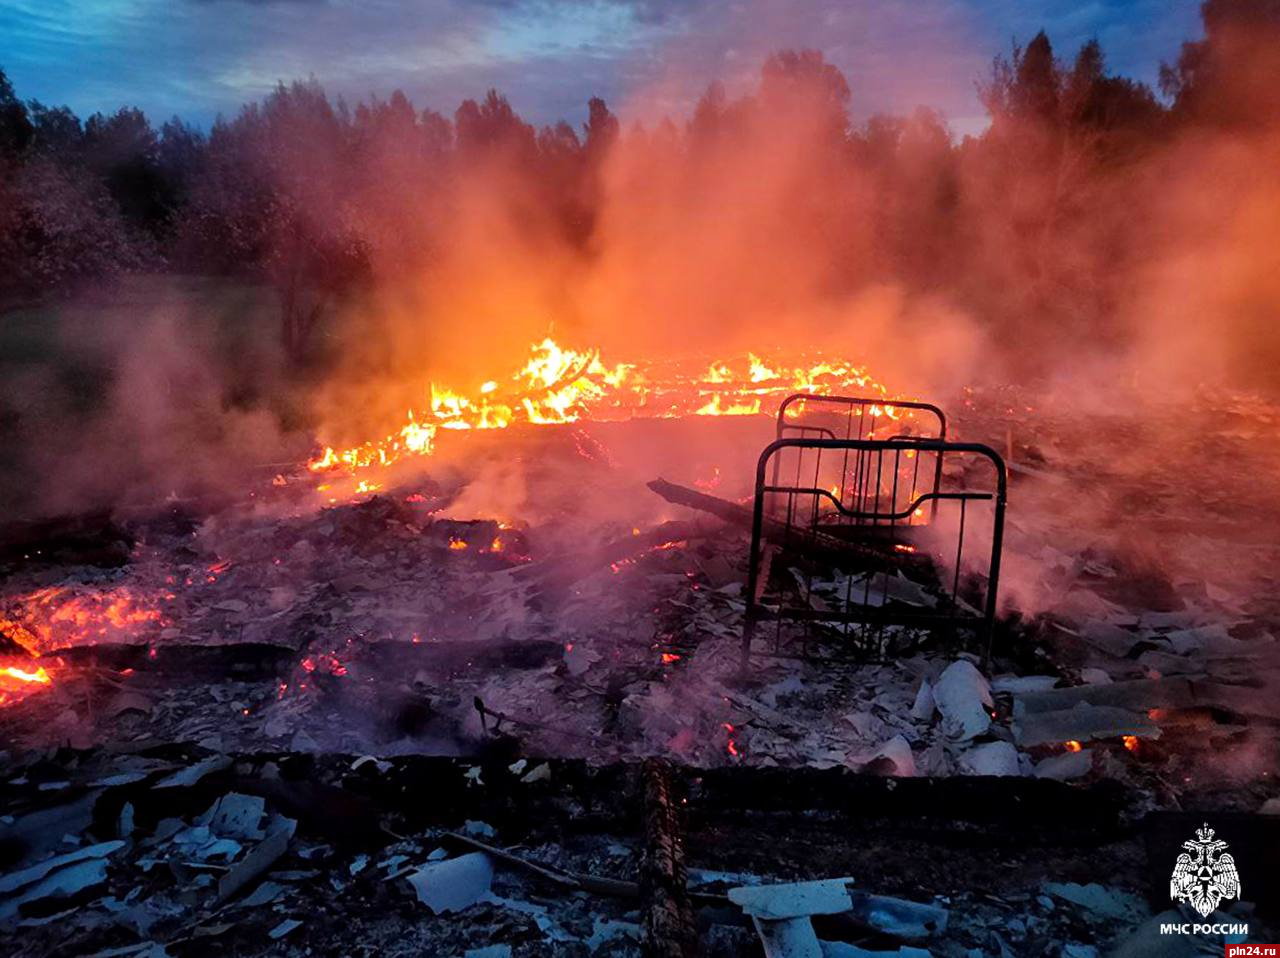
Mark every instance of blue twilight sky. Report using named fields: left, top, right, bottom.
left=0, top=0, right=1204, bottom=135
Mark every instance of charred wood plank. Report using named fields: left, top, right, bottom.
left=43, top=642, right=295, bottom=680
left=511, top=518, right=719, bottom=587
left=641, top=758, right=697, bottom=958
left=40, top=638, right=562, bottom=683
left=646, top=478, right=902, bottom=567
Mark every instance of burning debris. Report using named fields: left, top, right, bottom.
left=1, top=380, right=1279, bottom=955
left=303, top=337, right=902, bottom=503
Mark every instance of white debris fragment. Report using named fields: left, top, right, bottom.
left=464, top=947, right=512, bottom=958
left=753, top=916, right=822, bottom=958
left=1013, top=702, right=1160, bottom=748
left=240, top=881, right=284, bottom=907
left=152, top=756, right=232, bottom=789
left=0, top=841, right=125, bottom=920
left=820, top=943, right=933, bottom=957
left=933, top=661, right=993, bottom=741
left=866, top=736, right=917, bottom=777
left=521, top=762, right=552, bottom=783
left=847, top=890, right=948, bottom=938
left=1061, top=945, right=1098, bottom=958
left=406, top=853, right=493, bottom=914
left=958, top=741, right=1021, bottom=777
left=729, top=879, right=854, bottom=920
left=1033, top=749, right=1093, bottom=781
left=463, top=820, right=496, bottom=838
left=910, top=680, right=935, bottom=722
left=1042, top=882, right=1148, bottom=921
left=586, top=917, right=643, bottom=949
left=484, top=893, right=574, bottom=941
left=990, top=675, right=1059, bottom=694
left=118, top=803, right=135, bottom=839
left=351, top=755, right=392, bottom=775
left=0, top=840, right=125, bottom=896
left=268, top=918, right=302, bottom=939
left=197, top=793, right=266, bottom=840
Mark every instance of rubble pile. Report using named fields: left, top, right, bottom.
left=6, top=748, right=1267, bottom=957
left=1, top=387, right=1278, bottom=954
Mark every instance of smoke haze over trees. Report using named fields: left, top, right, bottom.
left=0, top=0, right=1278, bottom=393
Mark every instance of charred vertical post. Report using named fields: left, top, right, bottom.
left=640, top=758, right=696, bottom=958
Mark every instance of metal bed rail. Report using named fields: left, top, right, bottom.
left=743, top=435, right=1006, bottom=667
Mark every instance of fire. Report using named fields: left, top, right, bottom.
left=1064, top=740, right=1083, bottom=752
left=694, top=394, right=762, bottom=416
left=0, top=662, right=53, bottom=707
left=748, top=354, right=778, bottom=383
left=305, top=337, right=898, bottom=488
left=1122, top=735, right=1140, bottom=752
left=2, top=664, right=51, bottom=685
left=1, top=585, right=167, bottom=655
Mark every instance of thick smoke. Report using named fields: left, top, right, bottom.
left=6, top=0, right=1280, bottom=530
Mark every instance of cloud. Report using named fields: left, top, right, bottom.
left=0, top=0, right=1204, bottom=130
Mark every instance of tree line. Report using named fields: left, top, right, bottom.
left=0, top=0, right=1277, bottom=376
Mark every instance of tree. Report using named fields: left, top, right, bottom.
left=0, top=157, right=152, bottom=297
left=454, top=89, right=536, bottom=159
left=980, top=31, right=1061, bottom=131
left=0, top=66, right=33, bottom=158
left=26, top=101, right=82, bottom=156
left=82, top=107, right=169, bottom=230
left=688, top=81, right=728, bottom=141
left=156, top=117, right=205, bottom=213
left=759, top=48, right=851, bottom=139
left=1161, top=0, right=1280, bottom=126
left=582, top=97, right=619, bottom=157
left=257, top=80, right=368, bottom=364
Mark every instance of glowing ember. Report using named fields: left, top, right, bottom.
left=0, top=662, right=53, bottom=708
left=1064, top=740, right=1083, bottom=752
left=305, top=337, right=897, bottom=489
left=1, top=585, right=168, bottom=655
left=722, top=722, right=741, bottom=759
left=1122, top=735, right=1140, bottom=752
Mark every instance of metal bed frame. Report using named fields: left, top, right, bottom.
left=742, top=395, right=1007, bottom=667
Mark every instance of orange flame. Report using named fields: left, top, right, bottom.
left=2, top=665, right=50, bottom=685
left=1, top=585, right=168, bottom=655
left=0, top=663, right=53, bottom=708
left=304, top=337, right=900, bottom=493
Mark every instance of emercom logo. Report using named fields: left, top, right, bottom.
left=1170, top=823, right=1242, bottom=918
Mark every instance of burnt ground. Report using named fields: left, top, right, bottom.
left=1, top=389, right=1278, bottom=956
